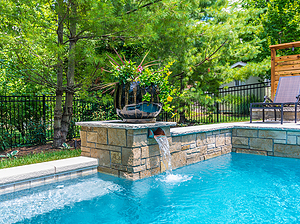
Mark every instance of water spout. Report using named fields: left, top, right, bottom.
left=151, top=128, right=172, bottom=173
left=148, top=127, right=165, bottom=138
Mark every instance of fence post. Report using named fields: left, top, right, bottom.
left=216, top=102, right=219, bottom=123
left=43, top=94, right=46, bottom=123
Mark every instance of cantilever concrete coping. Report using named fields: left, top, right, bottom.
left=75, top=120, right=176, bottom=129
left=171, top=123, right=234, bottom=136
left=41, top=156, right=98, bottom=173
left=0, top=163, right=54, bottom=185
left=0, top=156, right=98, bottom=186
left=170, top=122, right=300, bottom=136
left=232, top=122, right=300, bottom=131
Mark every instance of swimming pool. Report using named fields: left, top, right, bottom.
left=1, top=153, right=300, bottom=223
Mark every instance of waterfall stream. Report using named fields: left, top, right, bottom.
left=154, top=135, right=172, bottom=173
left=154, top=133, right=192, bottom=184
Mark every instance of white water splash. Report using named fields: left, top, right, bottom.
left=154, top=135, right=192, bottom=184
left=154, top=135, right=172, bottom=172
left=160, top=173, right=193, bottom=184
left=0, top=178, right=120, bottom=224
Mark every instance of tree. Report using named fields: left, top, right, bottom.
left=0, top=0, right=266, bottom=138
left=241, top=0, right=300, bottom=80
left=1, top=0, right=217, bottom=145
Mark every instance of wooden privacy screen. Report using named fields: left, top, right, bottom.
left=270, top=41, right=300, bottom=100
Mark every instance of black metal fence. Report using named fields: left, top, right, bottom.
left=0, top=81, right=271, bottom=149
left=159, top=81, right=271, bottom=124
left=0, top=95, right=117, bottom=149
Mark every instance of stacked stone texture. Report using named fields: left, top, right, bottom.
left=170, top=130, right=232, bottom=169
left=80, top=126, right=232, bottom=180
left=81, top=126, right=172, bottom=180
left=252, top=109, right=300, bottom=121
left=232, top=128, right=300, bottom=158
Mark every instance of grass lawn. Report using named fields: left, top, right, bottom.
left=0, top=149, right=81, bottom=169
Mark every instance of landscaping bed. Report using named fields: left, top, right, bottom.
left=0, top=140, right=82, bottom=169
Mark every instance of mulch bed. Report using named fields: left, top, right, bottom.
left=1, top=140, right=81, bottom=157
left=0, top=123, right=192, bottom=157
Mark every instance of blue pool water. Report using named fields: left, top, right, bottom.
left=1, top=153, right=300, bottom=224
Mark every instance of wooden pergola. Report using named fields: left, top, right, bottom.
left=270, top=41, right=300, bottom=100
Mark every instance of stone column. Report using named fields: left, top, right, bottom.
left=76, top=121, right=176, bottom=180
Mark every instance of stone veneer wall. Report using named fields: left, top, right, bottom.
left=170, top=130, right=232, bottom=168
left=232, top=128, right=300, bottom=158
left=252, top=109, right=300, bottom=121
left=80, top=125, right=232, bottom=180
left=79, top=121, right=300, bottom=181
left=80, top=126, right=173, bottom=181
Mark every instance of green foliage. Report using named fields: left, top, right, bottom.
left=105, top=51, right=177, bottom=113
left=26, top=120, right=47, bottom=145
left=142, top=92, right=152, bottom=102
left=59, top=143, right=72, bottom=150
left=242, top=0, right=300, bottom=80
left=0, top=95, right=50, bottom=147
left=0, top=0, right=272, bottom=126
left=90, top=104, right=118, bottom=121
left=66, top=119, right=77, bottom=141
left=0, top=132, right=11, bottom=151
left=111, top=59, right=139, bottom=84
left=78, top=97, right=117, bottom=121
left=222, top=94, right=259, bottom=115
left=0, top=60, right=51, bottom=96
left=0, top=95, right=117, bottom=148
left=0, top=149, right=81, bottom=169
left=67, top=96, right=118, bottom=140
left=138, top=62, right=177, bottom=113
left=0, top=150, right=19, bottom=159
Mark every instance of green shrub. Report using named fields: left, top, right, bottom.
left=67, top=119, right=77, bottom=141
left=222, top=94, right=259, bottom=116
left=0, top=132, right=11, bottom=151
left=26, top=120, right=47, bottom=145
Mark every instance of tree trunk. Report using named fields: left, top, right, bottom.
left=61, top=0, right=76, bottom=142
left=179, top=75, right=186, bottom=124
left=53, top=0, right=64, bottom=148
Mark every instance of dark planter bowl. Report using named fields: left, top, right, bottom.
left=114, top=82, right=162, bottom=123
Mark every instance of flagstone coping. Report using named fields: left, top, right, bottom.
left=171, top=122, right=300, bottom=136
left=76, top=120, right=176, bottom=129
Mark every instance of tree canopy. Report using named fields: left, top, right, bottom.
left=0, top=0, right=284, bottom=142
left=242, top=0, right=300, bottom=80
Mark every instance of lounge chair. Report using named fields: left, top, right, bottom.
left=250, top=76, right=300, bottom=124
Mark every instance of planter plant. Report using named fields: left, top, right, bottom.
left=102, top=50, right=176, bottom=123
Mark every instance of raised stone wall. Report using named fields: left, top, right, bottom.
left=78, top=121, right=232, bottom=180
left=79, top=123, right=175, bottom=180
left=232, top=128, right=300, bottom=158
left=252, top=109, right=300, bottom=121
left=77, top=121, right=300, bottom=180
left=169, top=129, right=232, bottom=170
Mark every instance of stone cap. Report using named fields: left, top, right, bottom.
left=171, top=123, right=234, bottom=136
left=75, top=120, right=177, bottom=129
left=233, top=122, right=300, bottom=131
left=171, top=122, right=300, bottom=136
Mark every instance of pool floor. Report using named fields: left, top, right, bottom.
left=1, top=153, right=300, bottom=223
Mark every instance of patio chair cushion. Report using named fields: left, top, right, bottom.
left=274, top=76, right=300, bottom=103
